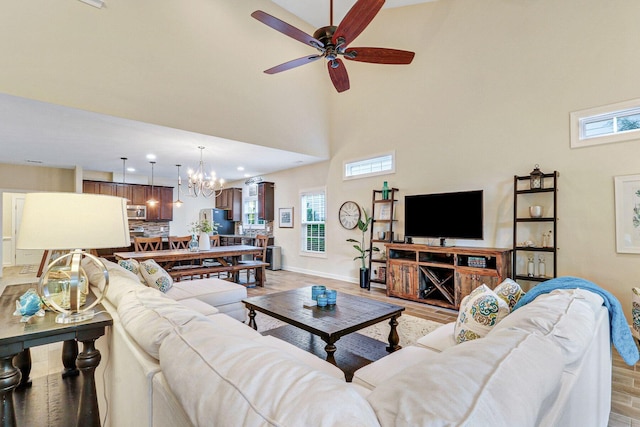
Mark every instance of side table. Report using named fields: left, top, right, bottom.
left=0, top=284, right=112, bottom=427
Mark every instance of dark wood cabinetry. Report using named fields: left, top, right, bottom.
left=83, top=180, right=173, bottom=221
left=258, top=182, right=275, bottom=221
left=146, top=186, right=173, bottom=221
left=386, top=244, right=511, bottom=310
left=216, top=188, right=242, bottom=221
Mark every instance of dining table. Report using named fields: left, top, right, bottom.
left=113, top=244, right=266, bottom=285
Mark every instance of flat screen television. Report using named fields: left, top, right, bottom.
left=405, top=190, right=483, bottom=245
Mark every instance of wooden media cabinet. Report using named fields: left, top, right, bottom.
left=385, top=244, right=512, bottom=310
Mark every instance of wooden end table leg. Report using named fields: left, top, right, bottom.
left=247, top=307, right=258, bottom=330
left=13, top=349, right=32, bottom=388
left=76, top=339, right=102, bottom=427
left=0, top=354, right=22, bottom=427
left=62, top=340, right=79, bottom=378
left=386, top=315, right=402, bottom=352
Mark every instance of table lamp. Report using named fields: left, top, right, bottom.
left=17, top=192, right=130, bottom=323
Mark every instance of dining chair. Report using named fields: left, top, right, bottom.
left=209, top=235, right=220, bottom=247
left=133, top=236, right=163, bottom=252
left=169, top=235, right=192, bottom=250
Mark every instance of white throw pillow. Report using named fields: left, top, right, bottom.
left=140, top=259, right=173, bottom=293
left=117, top=258, right=145, bottom=282
left=493, top=278, right=526, bottom=310
left=454, top=284, right=510, bottom=343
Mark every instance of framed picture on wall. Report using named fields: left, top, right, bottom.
left=279, top=207, right=294, bottom=228
left=614, top=174, right=640, bottom=253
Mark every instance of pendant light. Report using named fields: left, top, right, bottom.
left=147, top=161, right=158, bottom=206
left=174, top=164, right=183, bottom=207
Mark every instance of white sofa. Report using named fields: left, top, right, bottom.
left=89, top=260, right=614, bottom=427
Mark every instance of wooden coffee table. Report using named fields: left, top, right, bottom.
left=243, top=287, right=405, bottom=379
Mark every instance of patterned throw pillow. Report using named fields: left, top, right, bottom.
left=118, top=258, right=144, bottom=282
left=454, top=284, right=510, bottom=344
left=493, top=278, right=525, bottom=310
left=632, top=288, right=640, bottom=339
left=139, top=259, right=173, bottom=293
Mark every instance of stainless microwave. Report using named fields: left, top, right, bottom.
left=127, top=205, right=146, bottom=220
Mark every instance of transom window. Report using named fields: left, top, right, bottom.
left=571, top=99, right=640, bottom=148
left=300, top=189, right=326, bottom=255
left=344, top=152, right=395, bottom=180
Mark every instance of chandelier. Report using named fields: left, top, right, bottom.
left=187, top=146, right=224, bottom=198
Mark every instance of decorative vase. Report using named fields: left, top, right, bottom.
left=189, top=234, right=199, bottom=252
left=359, top=268, right=370, bottom=290
left=199, top=232, right=211, bottom=250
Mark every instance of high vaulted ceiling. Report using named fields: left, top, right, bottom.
left=0, top=1, right=435, bottom=182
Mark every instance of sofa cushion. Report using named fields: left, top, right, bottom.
left=159, top=319, right=381, bottom=427
left=367, top=327, right=564, bottom=427
left=353, top=345, right=438, bottom=390
left=165, top=278, right=247, bottom=307
left=491, top=288, right=602, bottom=367
left=454, top=284, right=510, bottom=343
left=415, top=322, right=456, bottom=352
left=84, top=257, right=144, bottom=306
left=493, top=278, right=525, bottom=310
left=117, top=287, right=207, bottom=359
left=140, top=259, right=173, bottom=293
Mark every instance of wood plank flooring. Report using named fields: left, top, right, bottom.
left=254, top=269, right=640, bottom=427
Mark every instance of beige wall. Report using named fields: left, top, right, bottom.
left=264, top=0, right=640, bottom=320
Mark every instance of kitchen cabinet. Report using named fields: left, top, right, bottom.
left=216, top=188, right=242, bottom=221
left=146, top=186, right=173, bottom=221
left=258, top=182, right=275, bottom=221
left=83, top=180, right=173, bottom=221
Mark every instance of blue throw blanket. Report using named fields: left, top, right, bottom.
left=513, top=276, right=639, bottom=366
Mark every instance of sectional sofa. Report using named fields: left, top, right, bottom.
left=87, top=259, right=618, bottom=426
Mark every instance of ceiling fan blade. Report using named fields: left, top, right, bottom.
left=332, top=0, right=385, bottom=47
left=264, top=55, right=323, bottom=74
left=344, top=47, right=415, bottom=64
left=327, top=59, right=350, bottom=93
left=251, top=10, right=324, bottom=49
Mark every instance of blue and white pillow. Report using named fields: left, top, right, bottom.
left=140, top=259, right=173, bottom=293
left=454, top=284, right=510, bottom=344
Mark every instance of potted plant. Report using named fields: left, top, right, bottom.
left=188, top=219, right=219, bottom=250
left=346, top=208, right=379, bottom=289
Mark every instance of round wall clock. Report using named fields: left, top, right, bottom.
left=339, top=201, right=361, bottom=229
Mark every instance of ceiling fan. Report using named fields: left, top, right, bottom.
left=251, top=0, right=415, bottom=93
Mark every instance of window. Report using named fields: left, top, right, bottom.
left=344, top=152, right=395, bottom=180
left=242, top=184, right=265, bottom=228
left=300, top=188, right=326, bottom=255
left=571, top=99, right=640, bottom=148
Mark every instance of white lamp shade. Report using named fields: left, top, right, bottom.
left=17, top=192, right=131, bottom=250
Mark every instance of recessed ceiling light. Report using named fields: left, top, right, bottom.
left=237, top=166, right=245, bottom=171
left=146, top=154, right=156, bottom=160
left=127, top=167, right=136, bottom=172
left=244, top=173, right=250, bottom=178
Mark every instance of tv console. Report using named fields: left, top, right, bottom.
left=385, top=243, right=511, bottom=310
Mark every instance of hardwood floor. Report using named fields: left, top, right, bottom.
left=255, top=269, right=640, bottom=427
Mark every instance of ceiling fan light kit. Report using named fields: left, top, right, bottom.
left=252, top=0, right=415, bottom=93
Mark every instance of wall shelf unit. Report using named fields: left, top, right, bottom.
left=385, top=244, right=511, bottom=310
left=512, top=170, right=559, bottom=288
left=368, top=187, right=398, bottom=286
